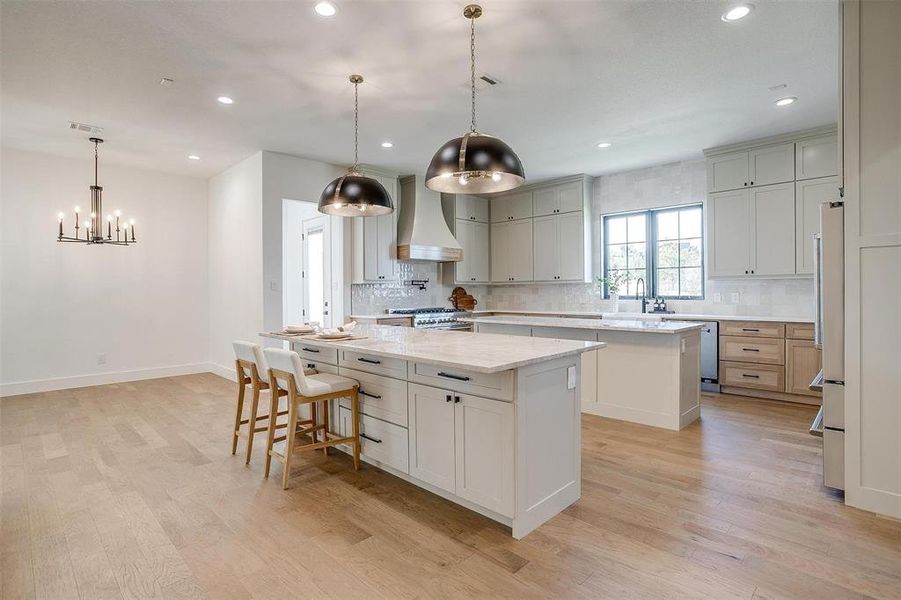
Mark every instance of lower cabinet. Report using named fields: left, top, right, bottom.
left=338, top=407, right=409, bottom=474
left=408, top=383, right=514, bottom=517
left=785, top=338, right=822, bottom=396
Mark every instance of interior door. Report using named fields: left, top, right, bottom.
left=302, top=216, right=332, bottom=327
left=408, top=383, right=456, bottom=494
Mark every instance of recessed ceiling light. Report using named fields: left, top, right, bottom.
left=775, top=96, right=797, bottom=107
left=314, top=1, right=337, bottom=17
left=381, top=141, right=394, bottom=148
left=597, top=142, right=612, bottom=149
left=188, top=155, right=200, bottom=160
left=721, top=4, right=753, bottom=22
left=217, top=96, right=234, bottom=105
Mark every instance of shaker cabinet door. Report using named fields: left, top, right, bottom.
left=707, top=189, right=750, bottom=276
left=750, top=183, right=796, bottom=276
left=795, top=177, right=839, bottom=275
left=558, top=211, right=585, bottom=281
left=707, top=151, right=749, bottom=192
left=408, top=384, right=456, bottom=494
left=454, top=393, right=514, bottom=517
left=749, top=143, right=795, bottom=187
left=532, top=215, right=558, bottom=281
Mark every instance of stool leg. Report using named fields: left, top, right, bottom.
left=351, top=389, right=361, bottom=471
left=245, top=383, right=261, bottom=465
left=310, top=402, right=318, bottom=445
left=282, top=397, right=298, bottom=490
left=231, top=379, right=246, bottom=455
left=322, top=400, right=330, bottom=456
left=264, top=388, right=278, bottom=479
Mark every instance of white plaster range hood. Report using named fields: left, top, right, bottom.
left=396, top=174, right=462, bottom=262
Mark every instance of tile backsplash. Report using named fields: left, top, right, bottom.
left=350, top=261, right=488, bottom=315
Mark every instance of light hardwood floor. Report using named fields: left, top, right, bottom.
left=2, top=374, right=899, bottom=599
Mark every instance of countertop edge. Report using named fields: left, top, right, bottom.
left=462, top=316, right=705, bottom=334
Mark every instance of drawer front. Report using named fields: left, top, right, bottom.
left=339, top=407, right=409, bottom=474
left=300, top=360, right=338, bottom=375
left=337, top=367, right=408, bottom=427
left=720, top=335, right=785, bottom=365
left=719, top=321, right=785, bottom=338
left=410, top=362, right=514, bottom=402
left=295, top=344, right=338, bottom=365
left=785, top=323, right=815, bottom=340
left=339, top=350, right=408, bottom=379
left=377, top=317, right=413, bottom=327
left=720, top=361, right=784, bottom=392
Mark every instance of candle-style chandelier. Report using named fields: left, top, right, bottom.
left=57, top=137, right=137, bottom=245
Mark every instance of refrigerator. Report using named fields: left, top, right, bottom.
left=809, top=201, right=844, bottom=490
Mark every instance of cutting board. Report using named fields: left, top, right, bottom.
left=450, top=287, right=478, bottom=311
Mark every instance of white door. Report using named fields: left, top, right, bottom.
left=532, top=214, right=558, bottom=281
left=558, top=211, right=585, bottom=281
left=749, top=143, right=795, bottom=187
left=750, top=183, right=796, bottom=276
left=796, top=176, right=839, bottom=274
left=707, top=189, right=751, bottom=276
left=707, top=151, right=749, bottom=192
left=302, top=216, right=332, bottom=327
left=408, top=384, right=456, bottom=494
left=490, top=221, right=509, bottom=282
left=453, top=393, right=514, bottom=517
left=508, top=219, right=534, bottom=282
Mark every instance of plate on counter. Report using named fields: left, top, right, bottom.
left=316, top=332, right=353, bottom=340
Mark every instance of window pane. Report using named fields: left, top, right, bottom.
left=627, top=242, right=646, bottom=269
left=680, top=239, right=702, bottom=267
left=680, top=267, right=702, bottom=297
left=624, top=269, right=645, bottom=296
left=657, top=211, right=679, bottom=240
left=680, top=207, right=702, bottom=239
left=606, top=269, right=629, bottom=295
left=608, top=244, right=628, bottom=270
left=607, top=216, right=627, bottom=244
left=657, top=268, right=679, bottom=296
left=627, top=215, right=646, bottom=242
left=657, top=240, right=679, bottom=268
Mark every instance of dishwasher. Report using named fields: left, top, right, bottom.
left=700, top=321, right=720, bottom=392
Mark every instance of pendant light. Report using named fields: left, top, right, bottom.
left=318, top=74, right=394, bottom=217
left=425, top=4, right=525, bottom=194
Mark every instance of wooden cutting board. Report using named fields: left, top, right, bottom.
left=450, top=287, right=478, bottom=311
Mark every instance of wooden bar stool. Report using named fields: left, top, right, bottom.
left=262, top=348, right=361, bottom=489
left=231, top=341, right=314, bottom=465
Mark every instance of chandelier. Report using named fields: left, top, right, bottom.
left=57, top=137, right=137, bottom=245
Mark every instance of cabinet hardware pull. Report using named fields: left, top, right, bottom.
left=360, top=432, right=383, bottom=444
left=359, top=389, right=382, bottom=400
left=437, top=372, right=471, bottom=382
left=301, top=347, right=320, bottom=353
left=750, top=181, right=754, bottom=185
left=742, top=348, right=760, bottom=352
left=357, top=357, right=381, bottom=365
left=742, top=373, right=760, bottom=379
left=742, top=328, right=759, bottom=332
left=307, top=363, right=316, bottom=369
left=454, top=395, right=461, bottom=403
left=445, top=394, right=452, bottom=402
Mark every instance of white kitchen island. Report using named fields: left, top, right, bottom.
left=464, top=315, right=705, bottom=431
left=261, top=325, right=603, bottom=539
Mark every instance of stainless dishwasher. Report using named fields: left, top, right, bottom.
left=700, top=321, right=719, bottom=392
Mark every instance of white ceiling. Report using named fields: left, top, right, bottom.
left=1, top=0, right=838, bottom=181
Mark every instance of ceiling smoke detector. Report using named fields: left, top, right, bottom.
left=67, top=121, right=104, bottom=135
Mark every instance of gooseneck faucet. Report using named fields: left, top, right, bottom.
left=635, top=277, right=647, bottom=313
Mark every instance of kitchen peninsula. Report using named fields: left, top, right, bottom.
left=464, top=315, right=704, bottom=430
left=262, top=324, right=604, bottom=539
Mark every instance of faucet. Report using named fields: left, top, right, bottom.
left=635, top=277, right=647, bottom=313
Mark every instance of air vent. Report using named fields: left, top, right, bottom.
left=67, top=121, right=104, bottom=135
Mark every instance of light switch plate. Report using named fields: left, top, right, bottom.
left=567, top=366, right=576, bottom=390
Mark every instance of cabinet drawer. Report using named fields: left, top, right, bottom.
left=339, top=350, right=408, bottom=379
left=295, top=344, right=338, bottom=365
left=300, top=360, right=338, bottom=375
left=719, top=321, right=785, bottom=338
left=338, top=367, right=408, bottom=427
left=410, top=362, right=514, bottom=402
left=720, top=361, right=784, bottom=392
left=338, top=407, right=409, bottom=474
left=720, top=336, right=785, bottom=365
left=785, top=323, right=815, bottom=340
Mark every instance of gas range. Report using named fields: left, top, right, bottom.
left=387, top=307, right=472, bottom=330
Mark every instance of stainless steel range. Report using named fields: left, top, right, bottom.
left=387, top=307, right=472, bottom=331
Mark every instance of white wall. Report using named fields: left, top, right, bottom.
left=0, top=147, right=209, bottom=395
left=207, top=152, right=263, bottom=376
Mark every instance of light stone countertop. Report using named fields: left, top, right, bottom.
left=462, top=315, right=705, bottom=334
left=261, top=324, right=604, bottom=374
left=470, top=309, right=814, bottom=324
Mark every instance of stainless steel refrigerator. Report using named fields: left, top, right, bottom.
left=809, top=201, right=844, bottom=490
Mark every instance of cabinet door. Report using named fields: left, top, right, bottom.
left=362, top=216, right=379, bottom=281
left=508, top=191, right=533, bottom=220
left=707, top=189, right=750, bottom=276
left=785, top=339, right=823, bottom=397
left=796, top=135, right=838, bottom=180
left=795, top=177, right=839, bottom=274
left=470, top=221, right=490, bottom=282
left=750, top=183, right=796, bottom=276
left=456, top=194, right=489, bottom=223
left=707, top=151, right=749, bottom=192
left=454, top=393, right=514, bottom=517
left=532, top=215, right=558, bottom=281
left=489, top=195, right=509, bottom=223
left=749, top=143, right=795, bottom=187
left=376, top=211, right=396, bottom=280
left=532, top=188, right=557, bottom=217
left=507, top=219, right=534, bottom=282
left=408, top=384, right=456, bottom=494
left=558, top=211, right=585, bottom=281
left=490, top=221, right=509, bottom=282
left=557, top=181, right=584, bottom=214
left=454, top=219, right=472, bottom=283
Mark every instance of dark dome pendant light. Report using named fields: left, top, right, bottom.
left=425, top=4, right=525, bottom=194
left=318, top=74, right=394, bottom=217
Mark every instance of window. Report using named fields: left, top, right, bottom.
left=602, top=205, right=704, bottom=300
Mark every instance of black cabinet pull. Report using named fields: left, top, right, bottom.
left=742, top=328, right=759, bottom=332
left=454, top=395, right=461, bottom=403
left=437, top=371, right=471, bottom=382
left=357, top=357, right=381, bottom=365
left=742, top=348, right=760, bottom=352
left=750, top=181, right=754, bottom=185
left=359, top=389, right=381, bottom=400
left=301, top=347, right=320, bottom=353
left=445, top=394, right=452, bottom=403
left=360, top=432, right=382, bottom=444
left=742, top=373, right=760, bottom=379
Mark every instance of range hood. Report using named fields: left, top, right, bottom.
left=396, top=175, right=463, bottom=262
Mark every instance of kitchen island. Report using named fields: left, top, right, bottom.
left=261, top=325, right=604, bottom=539
left=463, top=315, right=705, bottom=431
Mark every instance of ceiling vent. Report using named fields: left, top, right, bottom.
left=67, top=121, right=104, bottom=135
left=479, top=73, right=501, bottom=86
left=469, top=73, right=502, bottom=91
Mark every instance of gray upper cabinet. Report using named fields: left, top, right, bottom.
left=707, top=151, right=750, bottom=192
left=490, top=191, right=533, bottom=222
left=455, top=194, right=490, bottom=223
left=353, top=170, right=399, bottom=283
left=532, top=181, right=584, bottom=217
left=795, top=176, right=839, bottom=274
left=749, top=143, right=795, bottom=187
left=441, top=194, right=490, bottom=285
left=707, top=189, right=751, bottom=277
left=796, top=135, right=839, bottom=180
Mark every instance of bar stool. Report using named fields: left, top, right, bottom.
left=263, top=348, right=361, bottom=489
left=231, top=341, right=314, bottom=465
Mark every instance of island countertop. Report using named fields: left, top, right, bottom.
left=261, top=324, right=604, bottom=374
left=461, top=315, right=705, bottom=334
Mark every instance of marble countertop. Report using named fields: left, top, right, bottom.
left=462, top=315, right=705, bottom=334
left=261, top=325, right=604, bottom=374
left=471, top=309, right=814, bottom=324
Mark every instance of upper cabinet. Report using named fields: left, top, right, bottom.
left=707, top=143, right=795, bottom=192
left=441, top=194, right=490, bottom=284
left=796, top=176, right=840, bottom=274
left=491, top=219, right=533, bottom=282
left=796, top=134, right=839, bottom=180
left=352, top=170, right=399, bottom=283
left=455, top=194, right=490, bottom=223
left=533, top=211, right=585, bottom=281
left=533, top=181, right=583, bottom=216
left=490, top=190, right=533, bottom=222
left=707, top=151, right=750, bottom=193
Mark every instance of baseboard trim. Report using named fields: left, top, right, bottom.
left=208, top=362, right=237, bottom=382
left=1, top=363, right=214, bottom=397
left=720, top=385, right=822, bottom=406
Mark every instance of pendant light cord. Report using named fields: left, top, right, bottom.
left=94, top=139, right=99, bottom=187
left=353, top=79, right=360, bottom=170
left=470, top=13, right=477, bottom=133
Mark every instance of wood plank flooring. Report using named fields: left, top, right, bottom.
left=2, top=374, right=899, bottom=599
